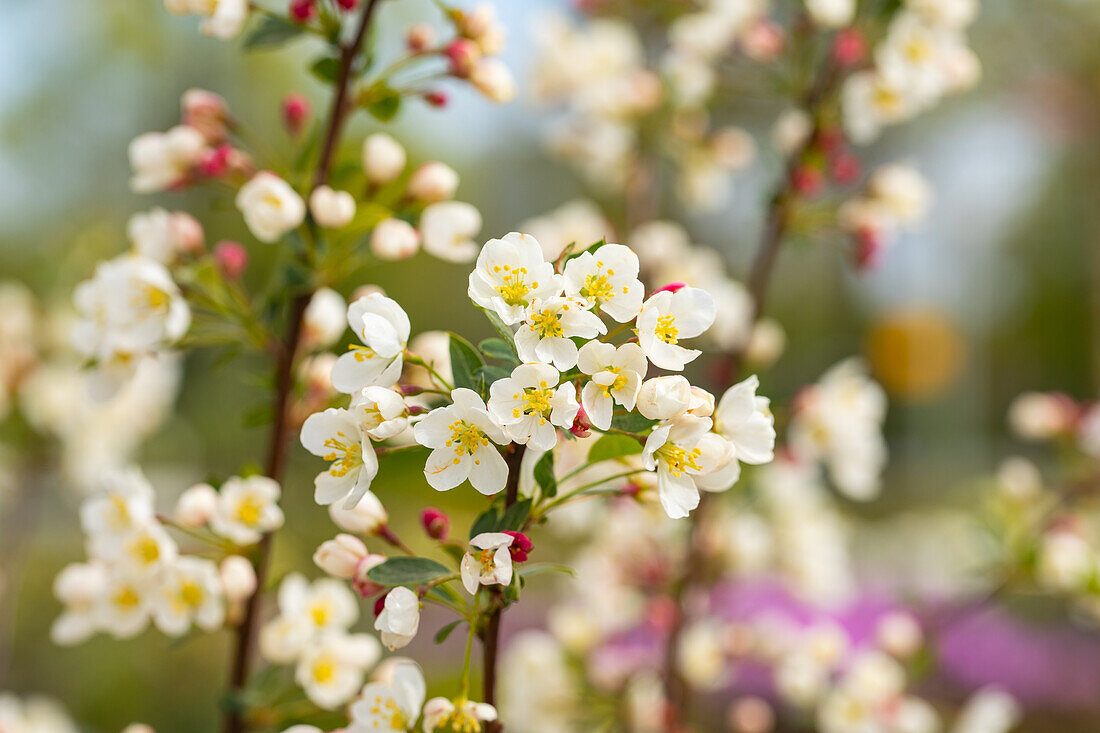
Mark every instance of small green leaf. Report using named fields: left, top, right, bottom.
left=611, top=412, right=656, bottom=433
left=518, top=563, right=576, bottom=579
left=364, top=84, right=402, bottom=122
left=473, top=365, right=511, bottom=387
left=434, top=620, right=462, bottom=644
left=366, top=557, right=452, bottom=586
left=469, top=506, right=500, bottom=539
left=309, top=56, right=341, bottom=83
left=499, top=498, right=532, bottom=532
left=588, top=433, right=643, bottom=463
left=243, top=16, right=305, bottom=50
left=449, top=333, right=486, bottom=392
left=533, top=450, right=557, bottom=498
left=482, top=308, right=517, bottom=351
left=479, top=338, right=518, bottom=363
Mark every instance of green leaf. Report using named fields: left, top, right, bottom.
left=434, top=620, right=462, bottom=644
left=449, top=333, right=485, bottom=392
left=473, top=365, right=511, bottom=387
left=588, top=433, right=643, bottom=464
left=309, top=56, right=341, bottom=83
left=518, top=563, right=576, bottom=579
left=479, top=338, right=518, bottom=363
left=441, top=542, right=465, bottom=566
left=533, top=450, right=557, bottom=498
left=367, top=557, right=452, bottom=586
left=469, top=506, right=500, bottom=539
left=611, top=412, right=656, bottom=433
left=482, top=308, right=517, bottom=351
left=364, top=85, right=402, bottom=122
left=243, top=16, right=304, bottom=50
left=241, top=403, right=273, bottom=428
left=498, top=498, right=532, bottom=532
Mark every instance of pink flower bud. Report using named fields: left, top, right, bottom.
left=406, top=23, right=434, bottom=53
left=220, top=555, right=257, bottom=603
left=197, top=144, right=232, bottom=178
left=281, top=94, right=311, bottom=137
left=214, top=240, right=248, bottom=279
left=353, top=554, right=387, bottom=597
left=853, top=228, right=883, bottom=270
left=740, top=20, right=785, bottom=62
left=314, top=534, right=369, bottom=579
left=423, top=90, right=448, bottom=108
left=335, top=0, right=357, bottom=9
left=407, top=162, right=459, bottom=203
left=833, top=28, right=867, bottom=67
left=650, top=281, right=687, bottom=296
left=174, top=483, right=218, bottom=528
left=373, top=591, right=389, bottom=618
left=169, top=211, right=205, bottom=254
left=791, top=165, right=824, bottom=196
left=569, top=404, right=592, bottom=438
left=831, top=152, right=861, bottom=184
left=502, top=531, right=532, bottom=563
left=420, top=507, right=450, bottom=540
left=444, top=39, right=481, bottom=78
left=289, top=0, right=315, bottom=22
left=181, top=88, right=230, bottom=143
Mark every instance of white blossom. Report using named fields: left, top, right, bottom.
left=374, top=586, right=420, bottom=650
left=362, top=133, right=406, bottom=184
left=301, top=407, right=379, bottom=508
left=636, top=287, right=716, bottom=371
left=331, top=293, right=411, bottom=393
left=636, top=376, right=693, bottom=421
left=128, top=125, right=205, bottom=192
left=210, top=475, right=284, bottom=545
left=414, top=387, right=509, bottom=494
left=419, top=202, right=482, bottom=263
left=372, top=218, right=421, bottom=261
left=488, top=363, right=579, bottom=450
left=407, top=162, right=459, bottom=203
left=469, top=232, right=563, bottom=325
left=302, top=287, right=347, bottom=350
left=51, top=562, right=107, bottom=646
left=309, top=185, right=356, bottom=229
left=562, top=243, right=644, bottom=323
left=461, top=532, right=515, bottom=594
left=577, top=341, right=646, bottom=430
left=297, top=632, right=382, bottom=710
left=515, top=297, right=606, bottom=370
left=153, top=557, right=225, bottom=636
left=348, top=661, right=426, bottom=733
left=643, top=415, right=735, bottom=518
left=235, top=172, right=306, bottom=243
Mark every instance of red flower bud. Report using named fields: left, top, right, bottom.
left=281, top=94, right=311, bottom=137
left=569, top=404, right=592, bottom=438
left=420, top=507, right=450, bottom=540
left=444, top=39, right=479, bottom=78
left=373, top=591, right=389, bottom=618
left=833, top=28, right=867, bottom=67
left=853, top=228, right=883, bottom=270
left=792, top=165, right=824, bottom=196
left=335, top=0, right=357, bottom=9
left=214, top=240, right=248, bottom=279
left=650, top=281, right=687, bottom=297
left=289, top=0, right=315, bottom=22
left=831, top=152, right=861, bottom=184
left=197, top=144, right=232, bottom=178
left=423, top=90, right=449, bottom=108
left=502, top=531, right=532, bottom=563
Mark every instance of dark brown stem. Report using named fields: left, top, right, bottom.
left=659, top=56, right=840, bottom=731
left=222, top=4, right=383, bottom=731
left=482, top=444, right=526, bottom=732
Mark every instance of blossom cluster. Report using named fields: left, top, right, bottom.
left=51, top=468, right=276, bottom=645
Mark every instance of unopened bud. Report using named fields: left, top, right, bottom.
left=309, top=185, right=356, bottom=229
left=569, top=404, right=592, bottom=438
left=637, top=376, right=692, bottom=420
left=335, top=0, right=357, bottom=9
left=289, top=0, right=315, bottom=22
left=792, top=165, right=824, bottom=196
left=423, top=90, right=449, bottom=108
left=420, top=507, right=450, bottom=540
left=470, top=59, right=516, bottom=103
left=728, top=696, right=775, bottom=733
left=314, top=534, right=369, bottom=579
left=181, top=88, right=230, bottom=143
left=833, top=28, right=867, bottom=67
left=362, top=133, right=407, bottom=185
left=214, top=240, right=248, bottom=279
left=281, top=94, right=311, bottom=137
left=406, top=23, right=434, bottom=52
left=174, top=483, right=218, bottom=528
left=353, top=554, right=387, bottom=597
left=875, top=611, right=923, bottom=660
left=740, top=21, right=785, bottom=62
left=371, top=218, right=421, bottom=260
left=220, top=555, right=257, bottom=603
left=831, top=152, right=861, bottom=184
left=407, top=162, right=459, bottom=203
left=445, top=38, right=481, bottom=78
left=502, top=531, right=532, bottom=562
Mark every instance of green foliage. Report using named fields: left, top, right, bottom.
left=611, top=412, right=657, bottom=433
left=588, top=433, right=644, bottom=463
left=363, top=83, right=402, bottom=122
left=434, top=620, right=462, bottom=644
left=482, top=308, right=517, bottom=351
left=366, top=557, right=452, bottom=586
left=448, top=333, right=486, bottom=393
left=309, top=56, right=340, bottom=83
left=533, top=451, right=557, bottom=498
left=468, top=498, right=532, bottom=538
left=243, top=16, right=304, bottom=50
left=478, top=338, right=518, bottom=364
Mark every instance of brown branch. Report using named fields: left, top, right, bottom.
left=659, top=56, right=841, bottom=732
left=482, top=444, right=527, bottom=732
left=221, top=3, right=384, bottom=731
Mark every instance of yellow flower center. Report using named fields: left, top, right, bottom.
left=529, top=307, right=564, bottom=338
left=179, top=581, right=204, bottom=608
left=114, top=586, right=140, bottom=610
left=656, top=443, right=702, bottom=478
left=904, top=38, right=930, bottom=63
left=581, top=262, right=618, bottom=303
left=348, top=343, right=379, bottom=362
left=310, top=602, right=330, bottom=627
left=511, top=382, right=554, bottom=423
left=654, top=314, right=679, bottom=344
left=131, top=534, right=161, bottom=565
left=235, top=494, right=263, bottom=526
left=323, top=431, right=363, bottom=478
left=365, top=693, right=407, bottom=728
left=493, top=264, right=533, bottom=306
left=312, top=656, right=335, bottom=684
left=446, top=420, right=489, bottom=464
left=873, top=86, right=902, bottom=113
left=142, top=284, right=171, bottom=311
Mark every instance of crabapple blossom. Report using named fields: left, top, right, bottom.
left=362, top=132, right=406, bottom=184
left=562, top=243, right=644, bottom=322
left=301, top=407, right=379, bottom=507
left=168, top=0, right=249, bottom=39
left=181, top=88, right=229, bottom=142
left=407, top=162, right=459, bottom=202
left=51, top=562, right=107, bottom=646
left=260, top=573, right=360, bottom=663
left=302, top=287, right=347, bottom=350
left=471, top=58, right=517, bottom=102
left=468, top=232, right=562, bottom=324
left=329, top=490, right=389, bottom=534
left=488, top=363, right=579, bottom=451
left=72, top=254, right=191, bottom=367
left=419, top=201, right=482, bottom=262
left=461, top=532, right=515, bottom=594
left=414, top=388, right=510, bottom=494
left=421, top=698, right=498, bottom=733
left=331, top=293, right=411, bottom=393
left=95, top=522, right=177, bottom=578
left=309, top=185, right=356, bottom=228
left=128, top=125, right=206, bottom=192
left=79, top=467, right=156, bottom=538
left=699, top=375, right=776, bottom=490
left=374, top=586, right=420, bottom=650
left=352, top=385, right=410, bottom=440
left=95, top=574, right=154, bottom=639
left=805, top=0, right=857, bottom=28
left=515, top=296, right=606, bottom=370
left=235, top=172, right=306, bottom=243
left=371, top=218, right=421, bottom=260
left=636, top=286, right=716, bottom=371
left=209, top=475, right=284, bottom=545
left=219, top=555, right=257, bottom=605
left=313, top=534, right=370, bottom=579
left=127, top=208, right=203, bottom=263
left=868, top=164, right=932, bottom=225
left=153, top=556, right=225, bottom=636
left=577, top=341, right=646, bottom=430
left=348, top=661, right=426, bottom=733
left=636, top=376, right=693, bottom=421
left=296, top=632, right=382, bottom=709
left=642, top=414, right=735, bottom=518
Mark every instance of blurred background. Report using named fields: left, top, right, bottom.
left=4, top=0, right=1100, bottom=730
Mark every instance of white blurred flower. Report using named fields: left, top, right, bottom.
left=153, top=556, right=225, bottom=636
left=51, top=562, right=107, bottom=646
left=309, top=186, right=356, bottom=229
left=805, top=0, right=856, bottom=28
left=374, top=586, right=420, bottom=650
left=173, top=483, right=218, bottom=528
left=471, top=58, right=517, bottom=102
left=210, top=475, right=284, bottom=545
left=952, top=688, right=1021, bottom=733
left=869, top=164, right=932, bottom=225
left=1008, top=392, right=1075, bottom=441
left=127, top=208, right=203, bottom=263
left=219, top=555, right=257, bottom=604
left=519, top=199, right=612, bottom=262
left=362, top=133, right=406, bottom=184
left=1037, top=529, right=1093, bottom=591
left=678, top=620, right=729, bottom=690
left=407, top=162, right=459, bottom=203
left=371, top=218, right=421, bottom=261
left=236, top=172, right=306, bottom=243
left=129, top=125, right=205, bottom=192
left=302, top=287, right=347, bottom=350
left=420, top=202, right=482, bottom=263
left=95, top=574, right=154, bottom=639
left=296, top=631, right=382, bottom=709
